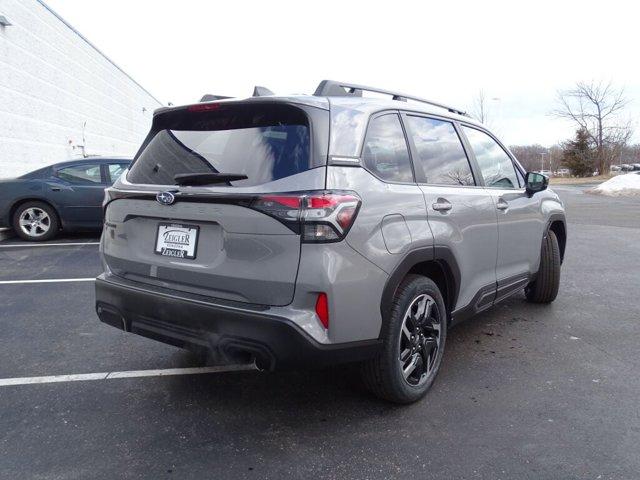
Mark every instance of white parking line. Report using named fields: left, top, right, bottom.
left=0, top=278, right=95, bottom=285
left=0, top=242, right=100, bottom=248
left=0, top=365, right=256, bottom=387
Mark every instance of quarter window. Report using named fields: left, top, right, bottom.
left=406, top=116, right=474, bottom=186
left=463, top=127, right=519, bottom=189
left=56, top=164, right=103, bottom=184
left=362, top=114, right=413, bottom=183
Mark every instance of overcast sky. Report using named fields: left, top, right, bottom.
left=45, top=0, right=639, bottom=147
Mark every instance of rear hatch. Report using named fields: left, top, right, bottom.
left=102, top=101, right=329, bottom=306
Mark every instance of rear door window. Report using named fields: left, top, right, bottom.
left=405, top=116, right=475, bottom=186
left=127, top=104, right=311, bottom=187
left=361, top=113, right=414, bottom=183
left=56, top=164, right=104, bottom=184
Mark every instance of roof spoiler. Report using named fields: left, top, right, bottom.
left=198, top=86, right=274, bottom=103
left=252, top=86, right=274, bottom=97
left=313, top=80, right=468, bottom=117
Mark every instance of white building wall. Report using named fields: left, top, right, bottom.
left=0, top=0, right=162, bottom=178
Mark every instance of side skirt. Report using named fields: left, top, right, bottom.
left=450, top=272, right=532, bottom=327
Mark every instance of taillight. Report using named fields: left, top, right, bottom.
left=250, top=190, right=361, bottom=243
left=336, top=206, right=357, bottom=230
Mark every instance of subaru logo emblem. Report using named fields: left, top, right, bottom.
left=156, top=191, right=175, bottom=205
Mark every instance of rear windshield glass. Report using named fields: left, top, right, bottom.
left=127, top=104, right=310, bottom=187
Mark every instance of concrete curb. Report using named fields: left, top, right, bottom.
left=0, top=228, right=15, bottom=242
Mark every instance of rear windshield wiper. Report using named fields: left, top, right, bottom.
left=173, top=173, right=248, bottom=186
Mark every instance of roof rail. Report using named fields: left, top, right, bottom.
left=313, top=80, right=468, bottom=117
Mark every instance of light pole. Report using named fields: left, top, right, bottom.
left=539, top=152, right=547, bottom=173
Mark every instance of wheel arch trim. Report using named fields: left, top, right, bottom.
left=545, top=213, right=567, bottom=263
left=379, top=245, right=461, bottom=335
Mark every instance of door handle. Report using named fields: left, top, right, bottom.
left=432, top=199, right=452, bottom=212
left=51, top=187, right=61, bottom=192
left=496, top=198, right=509, bottom=210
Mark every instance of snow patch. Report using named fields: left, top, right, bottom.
left=590, top=173, right=640, bottom=197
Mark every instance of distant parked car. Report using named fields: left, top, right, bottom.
left=620, top=164, right=634, bottom=172
left=537, top=170, right=552, bottom=177
left=610, top=165, right=622, bottom=172
left=0, top=157, right=131, bottom=241
left=632, top=163, right=640, bottom=171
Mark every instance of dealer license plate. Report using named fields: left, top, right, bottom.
left=154, top=223, right=199, bottom=260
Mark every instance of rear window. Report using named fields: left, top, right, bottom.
left=127, top=104, right=311, bottom=187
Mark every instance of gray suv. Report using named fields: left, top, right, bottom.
left=95, top=81, right=566, bottom=403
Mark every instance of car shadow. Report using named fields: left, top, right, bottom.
left=0, top=231, right=101, bottom=244
left=158, top=292, right=549, bottom=412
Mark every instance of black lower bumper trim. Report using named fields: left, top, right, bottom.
left=95, top=275, right=381, bottom=370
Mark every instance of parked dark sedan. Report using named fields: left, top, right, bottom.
left=0, top=157, right=131, bottom=241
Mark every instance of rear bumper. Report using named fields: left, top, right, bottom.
left=95, top=274, right=381, bottom=370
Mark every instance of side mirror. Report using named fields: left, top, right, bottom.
left=525, top=172, right=548, bottom=196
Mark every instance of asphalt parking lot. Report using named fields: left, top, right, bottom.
left=1, top=187, right=639, bottom=480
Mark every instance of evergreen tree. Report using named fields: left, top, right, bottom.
left=562, top=128, right=594, bottom=177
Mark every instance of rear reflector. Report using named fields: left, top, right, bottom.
left=315, top=293, right=329, bottom=329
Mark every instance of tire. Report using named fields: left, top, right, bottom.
left=12, top=201, right=60, bottom=242
left=362, top=274, right=447, bottom=404
left=525, top=229, right=561, bottom=303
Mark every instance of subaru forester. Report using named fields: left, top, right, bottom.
left=95, top=81, right=566, bottom=403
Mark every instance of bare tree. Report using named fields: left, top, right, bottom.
left=552, top=81, right=632, bottom=174
left=549, top=144, right=564, bottom=173
left=472, top=89, right=490, bottom=125
left=510, top=144, right=549, bottom=172
left=619, top=144, right=640, bottom=164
